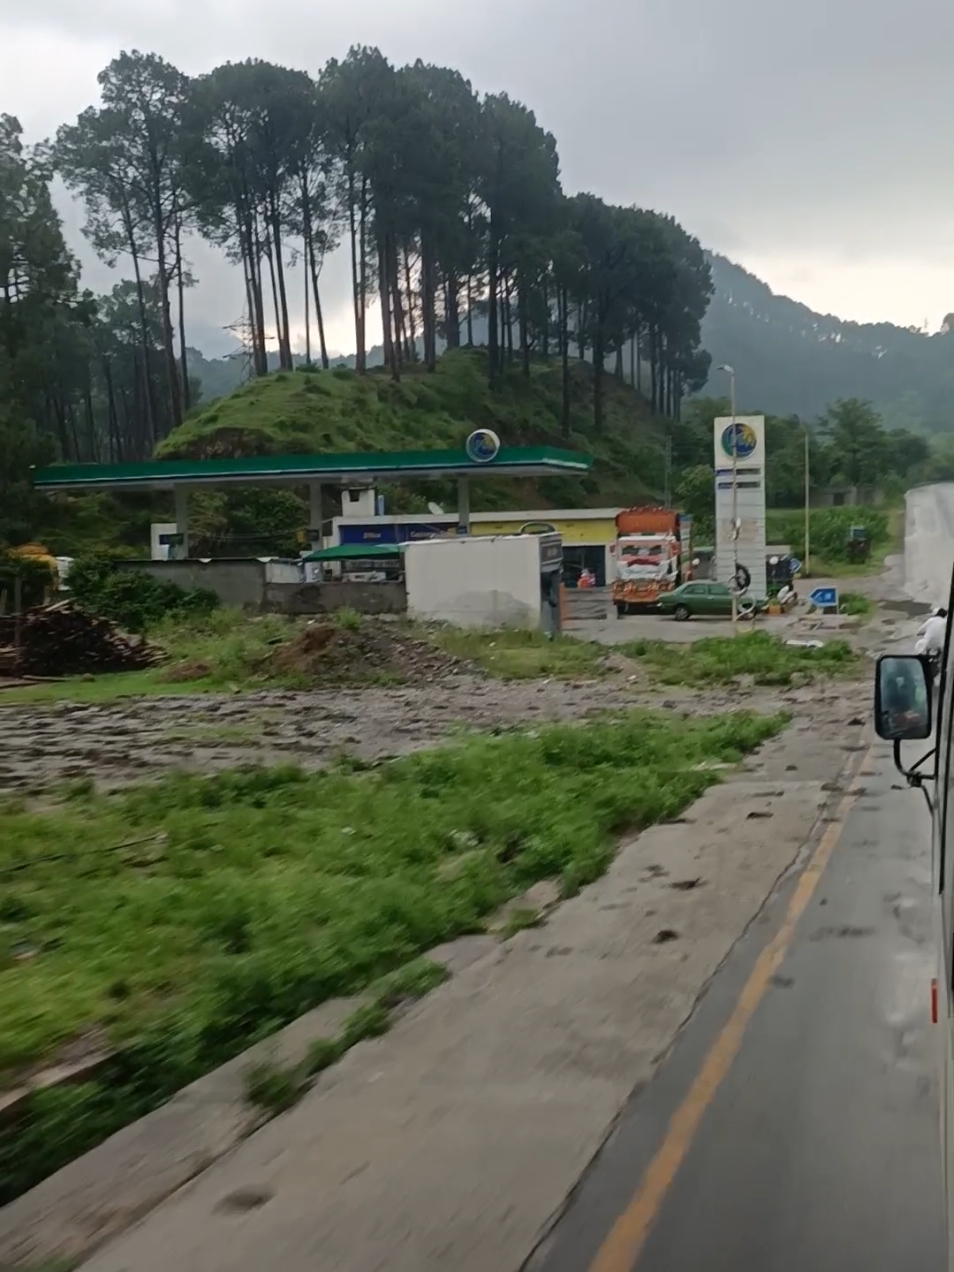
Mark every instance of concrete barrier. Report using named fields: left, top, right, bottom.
left=116, top=562, right=407, bottom=617
left=116, top=559, right=273, bottom=610
left=263, top=581, right=407, bottom=615
left=564, top=587, right=609, bottom=622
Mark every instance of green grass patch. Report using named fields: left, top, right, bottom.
left=242, top=957, right=447, bottom=1114
left=499, top=907, right=545, bottom=940
left=837, top=592, right=873, bottom=619
left=621, top=631, right=861, bottom=687
left=430, top=628, right=607, bottom=680
left=0, top=609, right=424, bottom=707
left=0, top=708, right=783, bottom=1201
left=244, top=1059, right=303, bottom=1115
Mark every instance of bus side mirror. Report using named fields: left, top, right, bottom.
left=874, top=654, right=933, bottom=741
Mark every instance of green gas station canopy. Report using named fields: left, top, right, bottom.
left=302, top=543, right=405, bottom=562
left=31, top=446, right=591, bottom=492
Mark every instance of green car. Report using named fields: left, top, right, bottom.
left=657, top=581, right=760, bottom=621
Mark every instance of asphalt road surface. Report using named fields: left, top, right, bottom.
left=529, top=741, right=945, bottom=1272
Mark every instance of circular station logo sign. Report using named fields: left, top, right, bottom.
left=720, top=421, right=757, bottom=460
left=465, top=429, right=501, bottom=463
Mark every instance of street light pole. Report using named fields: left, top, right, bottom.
left=719, top=364, right=738, bottom=635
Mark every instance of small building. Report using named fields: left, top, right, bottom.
left=404, top=533, right=563, bottom=633
left=335, top=507, right=620, bottom=586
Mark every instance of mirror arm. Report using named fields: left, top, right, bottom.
left=893, top=739, right=936, bottom=814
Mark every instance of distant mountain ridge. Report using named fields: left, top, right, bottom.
left=700, top=255, right=954, bottom=432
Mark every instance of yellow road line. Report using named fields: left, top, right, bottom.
left=588, top=745, right=874, bottom=1272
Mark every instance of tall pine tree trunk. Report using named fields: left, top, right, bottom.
left=304, top=247, right=311, bottom=365
left=593, top=328, right=605, bottom=432
left=487, top=220, right=499, bottom=388
left=125, top=217, right=157, bottom=444
left=152, top=198, right=182, bottom=432
left=347, top=168, right=367, bottom=373
left=421, top=237, right=437, bottom=372
left=377, top=239, right=396, bottom=380
left=306, top=224, right=330, bottom=369
left=175, top=218, right=190, bottom=413
left=269, top=197, right=293, bottom=370
left=248, top=215, right=269, bottom=375
left=541, top=278, right=550, bottom=360
left=357, top=176, right=369, bottom=372
left=445, top=271, right=461, bottom=348
left=264, top=233, right=283, bottom=371
left=503, top=274, right=514, bottom=363
left=518, top=285, right=530, bottom=378
left=103, top=358, right=121, bottom=461
left=560, top=286, right=570, bottom=437
left=389, top=240, right=407, bottom=369
left=403, top=248, right=417, bottom=359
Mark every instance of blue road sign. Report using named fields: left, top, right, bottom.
left=809, top=586, right=838, bottom=609
left=789, top=557, right=803, bottom=575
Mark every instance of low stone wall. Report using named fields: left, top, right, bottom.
left=115, top=559, right=269, bottom=610
left=115, top=562, right=407, bottom=616
left=263, top=580, right=407, bottom=616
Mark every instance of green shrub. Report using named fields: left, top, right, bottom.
left=766, top=507, right=890, bottom=563
left=67, top=556, right=219, bottom=632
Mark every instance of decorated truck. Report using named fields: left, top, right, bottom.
left=610, top=507, right=692, bottom=616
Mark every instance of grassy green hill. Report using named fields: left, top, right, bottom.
left=20, top=351, right=672, bottom=558
left=158, top=348, right=669, bottom=513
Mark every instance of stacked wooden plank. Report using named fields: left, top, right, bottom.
left=0, top=602, right=159, bottom=677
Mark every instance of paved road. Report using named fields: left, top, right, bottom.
left=906, top=484, right=954, bottom=603
left=529, top=744, right=945, bottom=1272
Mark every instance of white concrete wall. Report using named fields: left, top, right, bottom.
left=263, top=560, right=303, bottom=584
left=405, top=536, right=542, bottom=629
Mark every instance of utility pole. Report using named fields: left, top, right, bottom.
left=804, top=426, right=811, bottom=577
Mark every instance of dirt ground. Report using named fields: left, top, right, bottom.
left=0, top=668, right=874, bottom=797
left=0, top=563, right=911, bottom=797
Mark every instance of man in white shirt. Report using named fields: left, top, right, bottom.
left=915, top=607, right=947, bottom=657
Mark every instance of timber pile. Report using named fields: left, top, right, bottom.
left=0, top=602, right=159, bottom=677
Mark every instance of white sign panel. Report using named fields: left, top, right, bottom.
left=713, top=415, right=765, bottom=469
left=712, top=416, right=767, bottom=601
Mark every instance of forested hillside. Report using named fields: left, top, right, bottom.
left=701, top=255, right=954, bottom=433
left=1, top=46, right=710, bottom=459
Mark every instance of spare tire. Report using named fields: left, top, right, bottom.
left=733, top=564, right=752, bottom=592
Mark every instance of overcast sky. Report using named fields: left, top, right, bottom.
left=6, top=0, right=954, bottom=357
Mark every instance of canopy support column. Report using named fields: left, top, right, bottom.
left=173, top=485, right=190, bottom=559
left=309, top=483, right=323, bottom=551
left=457, top=477, right=471, bottom=535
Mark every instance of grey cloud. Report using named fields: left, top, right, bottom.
left=7, top=0, right=953, bottom=349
